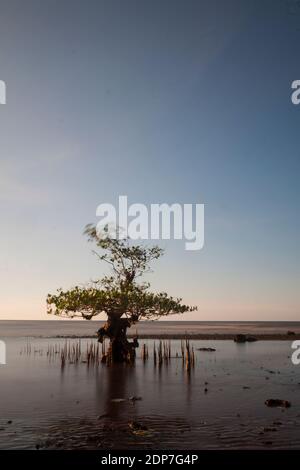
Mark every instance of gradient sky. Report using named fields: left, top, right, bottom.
left=0, top=0, right=299, bottom=321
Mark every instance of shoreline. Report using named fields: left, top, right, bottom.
left=15, top=333, right=300, bottom=340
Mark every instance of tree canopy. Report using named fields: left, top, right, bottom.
left=47, top=225, right=197, bottom=324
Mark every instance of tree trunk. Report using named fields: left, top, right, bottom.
left=97, top=316, right=139, bottom=363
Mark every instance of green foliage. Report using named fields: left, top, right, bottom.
left=47, top=225, right=197, bottom=323
left=84, top=224, right=163, bottom=284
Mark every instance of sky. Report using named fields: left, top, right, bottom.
left=0, top=0, right=299, bottom=321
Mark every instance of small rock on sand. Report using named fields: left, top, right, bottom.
left=234, top=334, right=257, bottom=343
left=97, top=414, right=110, bottom=420
left=128, top=421, right=148, bottom=431
left=265, top=399, right=291, bottom=408
left=197, top=347, right=216, bottom=352
left=129, top=396, right=142, bottom=402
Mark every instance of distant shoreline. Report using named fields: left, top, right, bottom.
left=23, top=333, right=300, bottom=341
left=1, top=319, right=300, bottom=339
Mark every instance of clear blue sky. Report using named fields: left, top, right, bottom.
left=0, top=0, right=299, bottom=320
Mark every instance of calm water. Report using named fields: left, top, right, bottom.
left=0, top=337, right=299, bottom=449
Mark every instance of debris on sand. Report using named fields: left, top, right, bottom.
left=263, top=441, right=273, bottom=446
left=128, top=421, right=148, bottom=431
left=111, top=396, right=142, bottom=404
left=234, top=334, right=257, bottom=343
left=234, top=335, right=247, bottom=343
left=97, top=414, right=110, bottom=420
left=129, top=396, right=142, bottom=402
left=265, top=399, right=291, bottom=408
left=197, top=347, right=216, bottom=352
left=287, top=331, right=296, bottom=336
left=246, top=335, right=258, bottom=342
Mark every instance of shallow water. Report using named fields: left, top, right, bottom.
left=0, top=338, right=299, bottom=449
